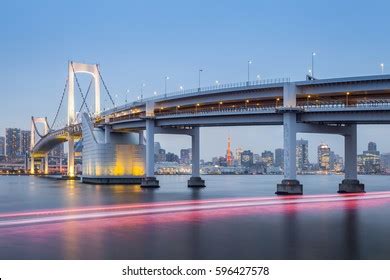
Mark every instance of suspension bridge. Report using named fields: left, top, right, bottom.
left=30, top=61, right=390, bottom=194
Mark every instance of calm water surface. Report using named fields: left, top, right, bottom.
left=0, top=175, right=390, bottom=259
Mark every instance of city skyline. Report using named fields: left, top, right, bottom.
left=1, top=1, right=390, bottom=162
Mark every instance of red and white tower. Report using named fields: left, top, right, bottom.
left=226, top=136, right=233, bottom=166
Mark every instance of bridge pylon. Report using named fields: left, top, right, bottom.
left=67, top=61, right=101, bottom=177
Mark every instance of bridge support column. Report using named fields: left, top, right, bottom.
left=141, top=119, right=159, bottom=188
left=104, top=125, right=111, bottom=144
left=44, top=154, right=49, bottom=175
left=339, top=124, right=364, bottom=193
left=276, top=112, right=302, bottom=195
left=67, top=137, right=75, bottom=177
left=138, top=131, right=144, bottom=145
left=30, top=157, right=35, bottom=175
left=188, top=127, right=205, bottom=188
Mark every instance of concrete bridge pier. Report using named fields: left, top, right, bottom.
left=141, top=119, right=159, bottom=188
left=276, top=112, right=302, bottom=195
left=67, top=137, right=75, bottom=177
left=339, top=124, right=365, bottom=193
left=188, top=127, right=205, bottom=188
left=30, top=157, right=35, bottom=175
left=44, top=154, right=49, bottom=175
left=276, top=83, right=302, bottom=195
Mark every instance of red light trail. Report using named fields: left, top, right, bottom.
left=1, top=191, right=390, bottom=228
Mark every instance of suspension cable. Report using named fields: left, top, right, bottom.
left=32, top=118, right=45, bottom=138
left=50, top=78, right=68, bottom=130
left=96, top=64, right=116, bottom=107
left=78, top=78, right=93, bottom=112
left=71, top=62, right=92, bottom=115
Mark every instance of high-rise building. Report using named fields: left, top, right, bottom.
left=166, top=152, right=179, bottom=163
left=0, top=136, right=5, bottom=156
left=155, top=148, right=166, bottom=162
left=380, top=153, right=390, bottom=173
left=6, top=128, right=21, bottom=159
left=235, top=147, right=243, bottom=166
left=50, top=144, right=64, bottom=157
left=154, top=142, right=161, bottom=155
left=329, top=151, right=343, bottom=172
left=318, top=143, right=330, bottom=171
left=241, top=150, right=253, bottom=167
left=261, top=150, right=274, bottom=167
left=368, top=142, right=379, bottom=155
left=296, top=139, right=309, bottom=171
left=359, top=142, right=381, bottom=173
left=20, top=130, right=31, bottom=156
left=253, top=154, right=261, bottom=164
left=274, top=148, right=284, bottom=168
left=180, top=148, right=192, bottom=164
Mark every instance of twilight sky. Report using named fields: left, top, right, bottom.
left=1, top=0, right=390, bottom=162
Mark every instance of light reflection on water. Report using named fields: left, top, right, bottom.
left=0, top=175, right=390, bottom=259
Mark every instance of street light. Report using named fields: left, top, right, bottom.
left=381, top=63, right=385, bottom=74
left=311, top=52, right=316, bottom=78
left=196, top=103, right=200, bottom=113
left=276, top=97, right=280, bottom=107
left=198, top=69, right=203, bottom=92
left=140, top=83, right=146, bottom=100
left=306, top=95, right=311, bottom=107
left=179, top=85, right=184, bottom=91
left=125, top=89, right=129, bottom=103
left=176, top=105, right=180, bottom=113
left=218, top=101, right=223, bottom=110
left=245, top=99, right=250, bottom=108
left=247, top=60, right=252, bottom=84
left=256, top=74, right=261, bottom=81
left=346, top=92, right=350, bottom=106
left=164, top=76, right=170, bottom=97
left=215, top=80, right=219, bottom=85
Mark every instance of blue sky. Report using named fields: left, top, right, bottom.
left=1, top=0, right=389, bottom=161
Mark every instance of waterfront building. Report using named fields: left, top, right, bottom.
left=235, top=147, right=243, bottom=166
left=241, top=150, right=254, bottom=167
left=5, top=128, right=21, bottom=159
left=180, top=148, right=192, bottom=164
left=165, top=152, right=179, bottom=163
left=0, top=136, right=4, bottom=156
left=50, top=143, right=64, bottom=157
left=253, top=153, right=261, bottom=164
left=358, top=142, right=381, bottom=174
left=318, top=143, right=330, bottom=171
left=154, top=142, right=161, bottom=155
left=20, top=130, right=31, bottom=156
left=329, top=151, right=344, bottom=172
left=261, top=150, right=274, bottom=167
left=380, top=153, right=390, bottom=173
left=274, top=148, right=284, bottom=168
left=296, top=139, right=309, bottom=172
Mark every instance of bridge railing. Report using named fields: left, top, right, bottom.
left=141, top=78, right=290, bottom=102
left=101, top=99, right=390, bottom=124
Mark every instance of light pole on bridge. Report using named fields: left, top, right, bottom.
left=247, top=60, right=252, bottom=85
left=381, top=63, right=385, bottom=74
left=198, top=69, right=203, bottom=92
left=346, top=92, right=350, bottom=107
left=311, top=52, right=316, bottom=78
left=125, top=89, right=129, bottom=103
left=164, top=76, right=169, bottom=98
left=140, top=83, right=146, bottom=101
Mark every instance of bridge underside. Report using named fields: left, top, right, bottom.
left=31, top=136, right=69, bottom=157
